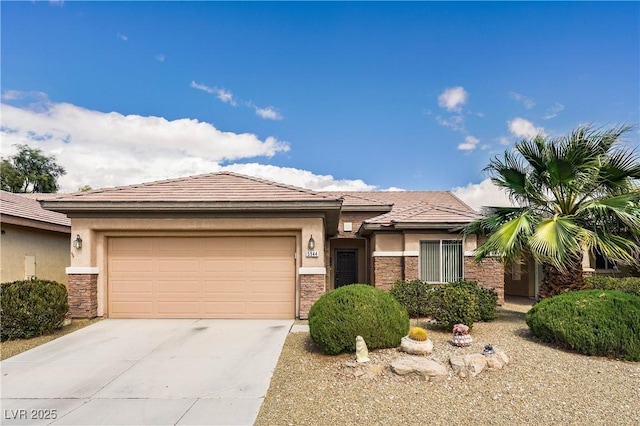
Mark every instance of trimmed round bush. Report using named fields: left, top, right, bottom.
left=308, top=284, right=409, bottom=355
left=1, top=279, right=69, bottom=341
left=425, top=284, right=480, bottom=329
left=390, top=279, right=433, bottom=317
left=449, top=280, right=498, bottom=321
left=525, top=290, right=640, bottom=361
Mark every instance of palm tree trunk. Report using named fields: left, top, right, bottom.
left=538, top=255, right=585, bottom=299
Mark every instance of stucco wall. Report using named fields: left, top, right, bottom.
left=0, top=223, right=70, bottom=284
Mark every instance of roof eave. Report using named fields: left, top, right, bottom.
left=0, top=215, right=71, bottom=233
left=41, top=200, right=343, bottom=213
left=358, top=221, right=472, bottom=236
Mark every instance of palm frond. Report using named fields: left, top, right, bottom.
left=528, top=215, right=583, bottom=271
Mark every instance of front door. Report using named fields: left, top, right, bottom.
left=335, top=249, right=358, bottom=288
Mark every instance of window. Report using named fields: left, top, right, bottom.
left=420, top=240, right=463, bottom=282
left=595, top=252, right=616, bottom=270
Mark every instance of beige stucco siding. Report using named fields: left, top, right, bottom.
left=1, top=224, right=70, bottom=284
left=68, top=216, right=325, bottom=317
left=374, top=232, right=472, bottom=253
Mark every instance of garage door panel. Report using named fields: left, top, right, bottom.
left=111, top=301, right=153, bottom=316
left=109, top=238, right=153, bottom=254
left=202, top=301, right=248, bottom=316
left=250, top=260, right=294, bottom=274
left=202, top=280, right=246, bottom=294
left=110, top=279, right=153, bottom=295
left=108, top=236, right=295, bottom=319
left=111, top=259, right=153, bottom=273
left=203, top=259, right=247, bottom=273
left=156, top=301, right=200, bottom=316
left=158, top=259, right=201, bottom=273
left=157, top=280, right=199, bottom=295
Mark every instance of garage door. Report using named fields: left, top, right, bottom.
left=108, top=236, right=295, bottom=319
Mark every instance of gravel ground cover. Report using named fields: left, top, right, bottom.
left=0, top=318, right=101, bottom=360
left=256, top=300, right=640, bottom=425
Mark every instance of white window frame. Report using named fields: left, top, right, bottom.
left=419, top=239, right=463, bottom=283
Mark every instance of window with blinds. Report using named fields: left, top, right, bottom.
left=420, top=240, right=463, bottom=282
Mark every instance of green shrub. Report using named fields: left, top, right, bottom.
left=308, top=284, right=409, bottom=355
left=1, top=278, right=69, bottom=341
left=584, top=276, right=640, bottom=297
left=525, top=290, right=640, bottom=361
left=425, top=283, right=481, bottom=329
left=390, top=279, right=433, bottom=317
left=449, top=280, right=499, bottom=321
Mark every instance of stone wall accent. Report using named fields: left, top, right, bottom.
left=300, top=274, right=325, bottom=319
left=67, top=273, right=98, bottom=318
left=373, top=256, right=403, bottom=291
left=404, top=256, right=419, bottom=281
left=464, top=257, right=505, bottom=304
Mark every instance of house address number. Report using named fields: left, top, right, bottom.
left=306, top=251, right=319, bottom=258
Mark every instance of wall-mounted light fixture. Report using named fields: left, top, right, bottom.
left=308, top=235, right=316, bottom=250
left=73, top=234, right=83, bottom=249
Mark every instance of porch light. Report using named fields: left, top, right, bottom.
left=73, top=234, right=83, bottom=249
left=308, top=235, right=316, bottom=250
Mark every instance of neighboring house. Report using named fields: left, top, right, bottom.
left=1, top=190, right=71, bottom=284
left=41, top=172, right=504, bottom=320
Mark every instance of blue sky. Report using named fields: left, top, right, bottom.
left=2, top=1, right=639, bottom=208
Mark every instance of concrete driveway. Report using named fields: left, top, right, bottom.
left=1, top=319, right=292, bottom=425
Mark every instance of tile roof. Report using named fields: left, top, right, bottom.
left=331, top=191, right=473, bottom=211
left=363, top=201, right=481, bottom=225
left=0, top=191, right=71, bottom=228
left=46, top=172, right=341, bottom=203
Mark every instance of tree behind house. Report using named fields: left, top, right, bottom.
left=0, top=145, right=66, bottom=193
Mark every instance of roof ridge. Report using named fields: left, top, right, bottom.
left=219, top=171, right=336, bottom=199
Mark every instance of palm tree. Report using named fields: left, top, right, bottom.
left=465, top=124, right=640, bottom=299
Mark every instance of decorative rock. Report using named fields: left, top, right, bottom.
left=485, top=350, right=510, bottom=369
left=355, top=335, right=370, bottom=363
left=363, top=364, right=385, bottom=379
left=450, top=354, right=487, bottom=377
left=400, top=336, right=434, bottom=355
left=391, top=357, right=448, bottom=381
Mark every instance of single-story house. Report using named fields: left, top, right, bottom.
left=1, top=190, right=71, bottom=284
left=41, top=172, right=504, bottom=319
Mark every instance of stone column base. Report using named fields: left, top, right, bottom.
left=66, top=270, right=98, bottom=318
left=299, top=274, right=325, bottom=319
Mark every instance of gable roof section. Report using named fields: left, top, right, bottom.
left=365, top=201, right=480, bottom=224
left=41, top=172, right=343, bottom=232
left=1, top=190, right=71, bottom=233
left=334, top=191, right=473, bottom=211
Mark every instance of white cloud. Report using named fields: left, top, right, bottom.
left=453, top=178, right=515, bottom=211
left=435, top=114, right=464, bottom=132
left=458, top=135, right=480, bottom=151
left=190, top=81, right=237, bottom=106
left=191, top=81, right=283, bottom=120
left=509, top=92, right=535, bottom=109
left=542, top=102, right=565, bottom=119
left=155, top=54, right=166, bottom=62
left=0, top=96, right=290, bottom=192
left=438, top=87, right=468, bottom=112
left=497, top=136, right=511, bottom=145
left=508, top=117, right=545, bottom=139
left=222, top=164, right=376, bottom=191
left=254, top=106, right=283, bottom=121
left=117, top=33, right=128, bottom=41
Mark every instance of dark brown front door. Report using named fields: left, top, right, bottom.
left=335, top=249, right=358, bottom=288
